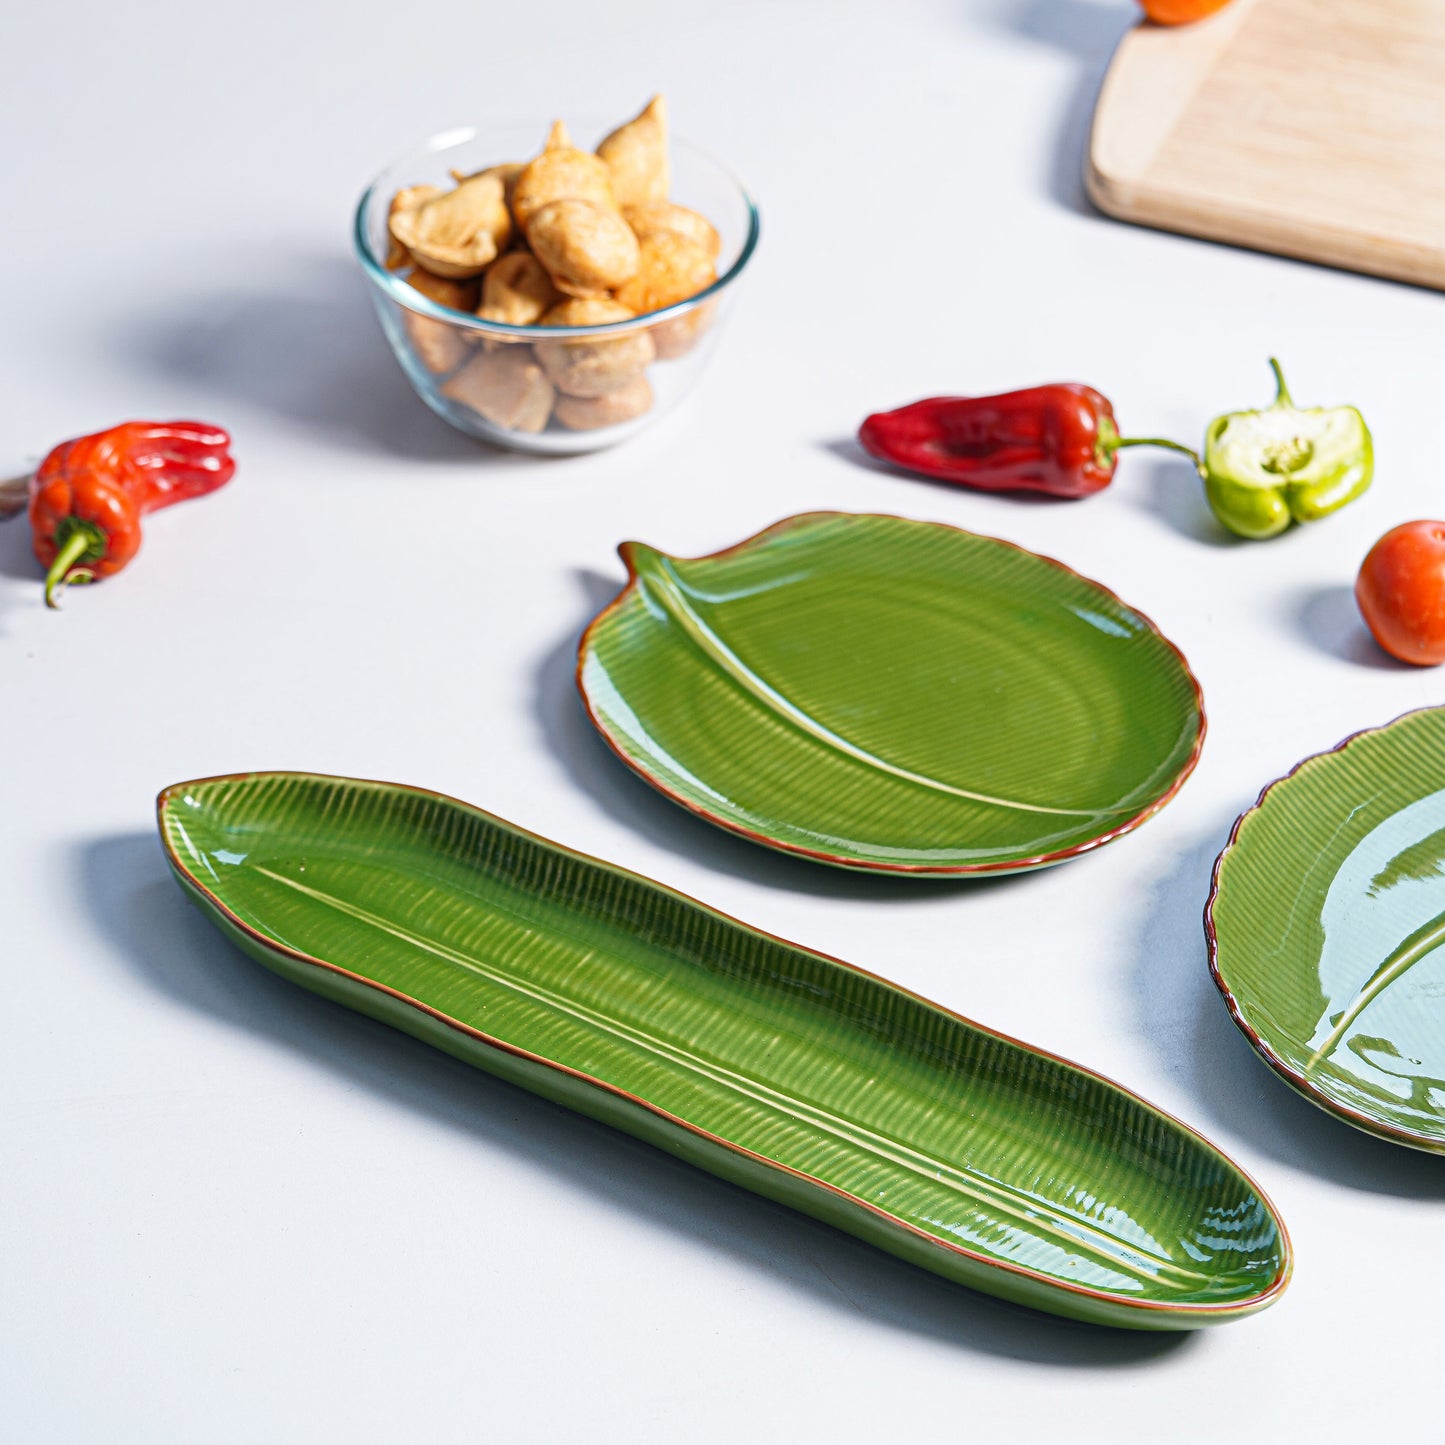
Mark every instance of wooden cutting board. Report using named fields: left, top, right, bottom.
left=1086, top=0, right=1445, bottom=289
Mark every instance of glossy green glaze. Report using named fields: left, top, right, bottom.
left=160, top=772, right=1288, bottom=1328
left=577, top=512, right=1205, bottom=875
left=1210, top=708, right=1445, bottom=1152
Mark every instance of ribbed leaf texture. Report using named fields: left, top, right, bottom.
left=579, top=513, right=1205, bottom=874
left=1210, top=706, right=1445, bottom=1151
left=161, top=772, right=1288, bottom=1328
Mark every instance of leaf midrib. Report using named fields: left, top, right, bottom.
left=1307, top=905, right=1445, bottom=1069
left=631, top=550, right=1128, bottom=821
left=249, top=861, right=1215, bottom=1290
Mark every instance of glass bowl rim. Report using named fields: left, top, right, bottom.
left=353, top=125, right=761, bottom=340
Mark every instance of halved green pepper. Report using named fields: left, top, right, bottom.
left=1201, top=359, right=1373, bottom=540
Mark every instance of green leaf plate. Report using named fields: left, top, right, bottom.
left=160, top=772, right=1289, bottom=1328
left=1209, top=707, right=1445, bottom=1152
left=577, top=512, right=1206, bottom=875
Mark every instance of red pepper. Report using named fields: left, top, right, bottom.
left=858, top=385, right=1195, bottom=499
left=26, top=421, right=235, bottom=608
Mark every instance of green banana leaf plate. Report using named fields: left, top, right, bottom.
left=1209, top=707, right=1445, bottom=1152
left=576, top=512, right=1205, bottom=875
left=160, top=772, right=1289, bottom=1328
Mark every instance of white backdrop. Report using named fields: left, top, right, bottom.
left=4, top=2, right=1443, bottom=1440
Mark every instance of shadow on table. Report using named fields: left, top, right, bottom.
left=113, top=252, right=513, bottom=465
left=530, top=569, right=1034, bottom=903
left=979, top=0, right=1136, bottom=213
left=1131, top=821, right=1445, bottom=1198
left=80, top=831, right=1189, bottom=1367
left=1289, top=584, right=1414, bottom=671
left=0, top=502, right=39, bottom=592
left=1123, top=456, right=1243, bottom=547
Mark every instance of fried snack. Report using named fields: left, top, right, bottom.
left=385, top=184, right=443, bottom=270
left=403, top=267, right=479, bottom=311
left=476, top=251, right=562, bottom=339
left=379, top=99, right=728, bottom=432
left=440, top=346, right=554, bottom=432
left=533, top=297, right=655, bottom=397
left=648, top=298, right=717, bottom=360
left=511, top=120, right=618, bottom=230
left=389, top=172, right=512, bottom=279
left=450, top=160, right=525, bottom=210
left=399, top=268, right=478, bottom=374
left=596, top=95, right=669, bottom=210
left=613, top=230, right=716, bottom=316
left=554, top=374, right=654, bottom=430
left=623, top=201, right=721, bottom=261
left=526, top=199, right=640, bottom=299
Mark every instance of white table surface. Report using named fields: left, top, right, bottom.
left=5, top=2, right=1443, bottom=1439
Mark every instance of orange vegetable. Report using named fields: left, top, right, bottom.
left=27, top=421, right=235, bottom=609
left=1356, top=521, right=1445, bottom=666
left=1141, top=0, right=1233, bottom=24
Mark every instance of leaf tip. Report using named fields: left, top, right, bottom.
left=618, top=539, right=662, bottom=575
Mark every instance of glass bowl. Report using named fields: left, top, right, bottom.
left=353, top=122, right=760, bottom=455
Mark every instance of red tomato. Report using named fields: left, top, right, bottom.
left=1357, top=521, right=1445, bottom=665
left=1140, top=0, right=1233, bottom=23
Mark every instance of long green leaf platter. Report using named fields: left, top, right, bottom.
left=161, top=772, right=1290, bottom=1328
left=1210, top=706, right=1445, bottom=1151
left=577, top=512, right=1205, bottom=875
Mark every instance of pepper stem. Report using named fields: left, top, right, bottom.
left=1269, top=357, right=1294, bottom=409
left=43, top=527, right=101, bottom=609
left=1109, top=435, right=1203, bottom=465
left=1096, top=417, right=1202, bottom=472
